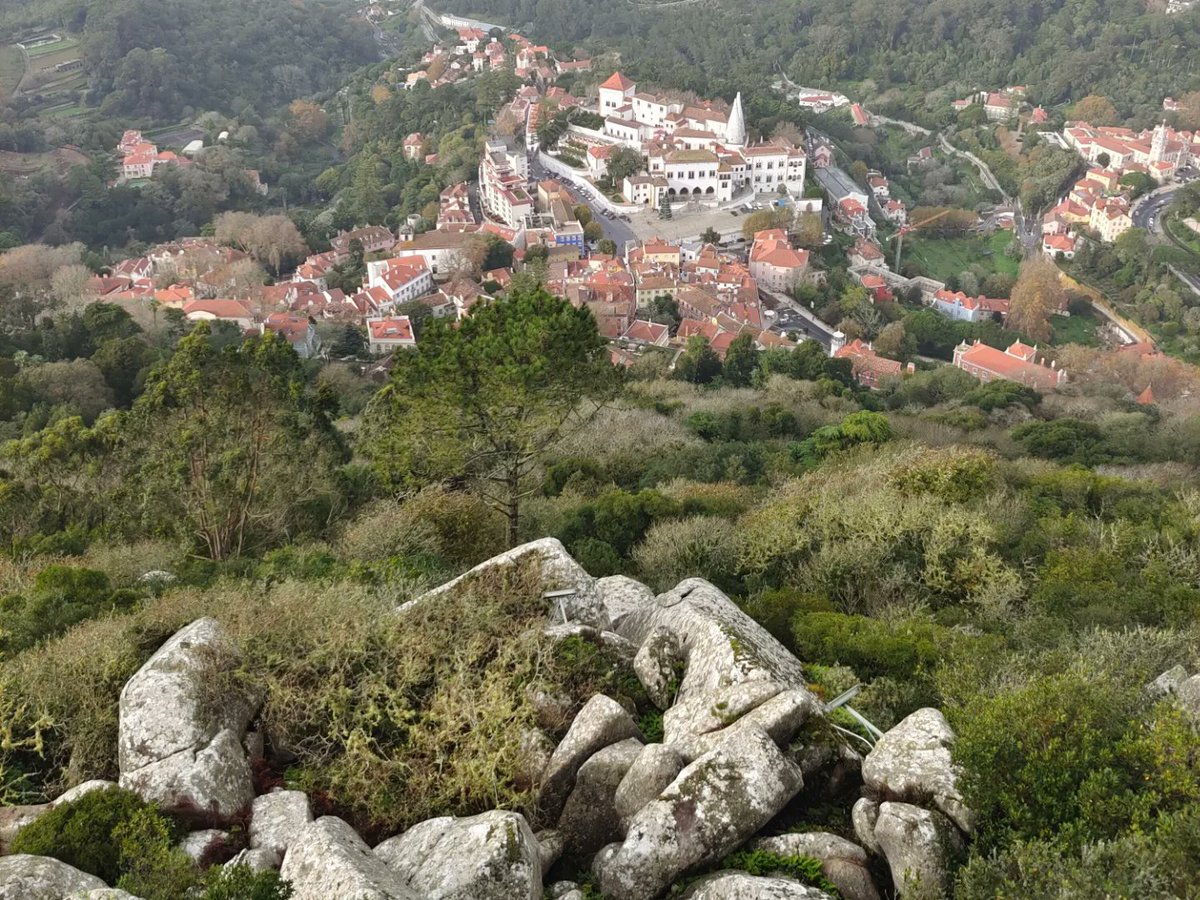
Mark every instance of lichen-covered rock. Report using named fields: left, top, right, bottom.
left=614, top=744, right=685, bottom=828
left=596, top=576, right=655, bottom=628
left=681, top=872, right=835, bottom=899
left=53, top=781, right=116, bottom=806
left=224, top=847, right=281, bottom=872
left=1178, top=674, right=1200, bottom=720
left=250, top=790, right=313, bottom=860
left=872, top=802, right=965, bottom=900
left=117, top=618, right=257, bottom=820
left=120, top=728, right=255, bottom=823
left=615, top=580, right=817, bottom=747
left=517, top=728, right=556, bottom=790
left=407, top=538, right=608, bottom=629
left=374, top=810, right=543, bottom=900
left=280, top=816, right=417, bottom=900
left=664, top=681, right=782, bottom=747
left=0, top=805, right=48, bottom=854
left=65, top=891, right=142, bottom=900
left=558, top=738, right=643, bottom=855
left=535, top=830, right=563, bottom=871
left=634, top=626, right=684, bottom=710
left=678, top=690, right=819, bottom=762
left=597, top=725, right=804, bottom=900
left=0, top=856, right=107, bottom=899
left=851, top=798, right=882, bottom=855
left=539, top=694, right=642, bottom=821
left=754, top=833, right=880, bottom=900
left=547, top=881, right=580, bottom=898
left=861, top=709, right=972, bottom=833
left=1147, top=664, right=1187, bottom=697
left=179, top=828, right=228, bottom=862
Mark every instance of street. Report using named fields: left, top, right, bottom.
left=759, top=287, right=835, bottom=350
left=1131, top=185, right=1181, bottom=235
left=528, top=156, right=639, bottom=253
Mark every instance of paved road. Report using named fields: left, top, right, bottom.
left=760, top=287, right=834, bottom=350
left=1169, top=264, right=1200, bottom=299
left=871, top=114, right=931, bottom=137
left=527, top=156, right=638, bottom=253
left=1131, top=185, right=1181, bottom=234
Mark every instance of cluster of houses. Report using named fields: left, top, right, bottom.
left=1062, top=119, right=1197, bottom=183
left=835, top=332, right=1066, bottom=392
left=400, top=27, right=589, bottom=92
left=1041, top=167, right=1135, bottom=257
left=547, top=232, right=802, bottom=365
left=865, top=170, right=907, bottom=225
left=1041, top=118, right=1198, bottom=257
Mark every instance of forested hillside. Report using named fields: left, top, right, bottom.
left=79, top=0, right=378, bottom=119
left=439, top=0, right=1200, bottom=124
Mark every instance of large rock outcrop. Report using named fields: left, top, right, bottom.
left=597, top=725, right=804, bottom=900
left=754, top=833, right=880, bottom=900
left=613, top=744, right=685, bottom=829
left=1178, top=674, right=1200, bottom=720
left=0, top=856, right=107, bottom=899
left=558, top=738, right=643, bottom=855
left=596, top=576, right=656, bottom=629
left=538, top=694, right=642, bottom=821
left=280, top=816, right=417, bottom=900
left=681, top=872, right=835, bottom=899
left=117, top=618, right=257, bottom=821
left=861, top=709, right=972, bottom=834
left=249, top=790, right=313, bottom=863
left=405, top=538, right=609, bottom=629
left=871, top=802, right=964, bottom=900
left=374, top=810, right=544, bottom=900
left=615, top=579, right=818, bottom=747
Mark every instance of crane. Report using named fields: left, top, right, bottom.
left=886, top=207, right=958, bottom=271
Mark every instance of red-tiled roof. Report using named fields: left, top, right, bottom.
left=600, top=72, right=635, bottom=91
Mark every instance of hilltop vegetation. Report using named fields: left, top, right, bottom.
left=0, top=289, right=1199, bottom=894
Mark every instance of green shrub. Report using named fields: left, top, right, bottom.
left=1010, top=418, right=1107, bottom=464
left=951, top=673, right=1151, bottom=853
left=568, top=537, right=624, bottom=577
left=114, top=806, right=199, bottom=900
left=741, top=588, right=834, bottom=647
left=790, top=612, right=995, bottom=682
left=200, top=865, right=294, bottom=900
left=720, top=848, right=839, bottom=895
left=11, top=786, right=177, bottom=885
left=0, top=565, right=138, bottom=659
left=632, top=516, right=739, bottom=593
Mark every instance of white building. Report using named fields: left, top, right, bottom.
left=740, top=139, right=806, bottom=195
left=365, top=256, right=435, bottom=308
left=367, top=316, right=417, bottom=353
left=479, top=139, right=534, bottom=228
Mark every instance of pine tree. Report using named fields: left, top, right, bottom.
left=658, top=192, right=672, bottom=220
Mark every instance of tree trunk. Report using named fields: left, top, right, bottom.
left=505, top=469, right=520, bottom=548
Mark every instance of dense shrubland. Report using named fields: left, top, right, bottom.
left=1, top=291, right=1199, bottom=894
